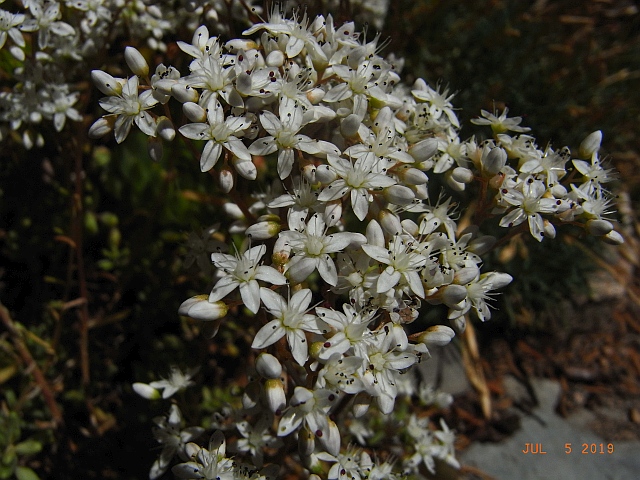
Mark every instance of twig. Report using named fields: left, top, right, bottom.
left=0, top=302, right=64, bottom=426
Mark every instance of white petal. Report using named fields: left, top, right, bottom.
left=252, top=319, right=286, bottom=349
left=376, top=267, right=401, bottom=293
left=209, top=276, right=239, bottom=302
left=200, top=141, right=222, bottom=172
left=317, top=254, right=338, bottom=286
left=239, top=280, right=261, bottom=314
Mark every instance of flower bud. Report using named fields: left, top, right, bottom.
left=132, top=382, right=161, bottom=399
left=482, top=146, right=507, bottom=175
left=483, top=271, right=513, bottom=289
left=255, top=353, right=282, bottom=379
left=445, top=171, right=466, bottom=192
left=409, top=137, right=439, bottom=162
left=88, top=117, right=114, bottom=139
left=171, top=83, right=199, bottom=103
left=183, top=102, right=206, bottom=122
left=452, top=166, right=474, bottom=183
left=401, top=219, right=419, bottom=236
left=397, top=166, right=429, bottom=185
left=543, top=219, right=556, bottom=239
left=314, top=164, right=337, bottom=184
left=124, top=46, right=149, bottom=76
left=340, top=114, right=361, bottom=138
left=272, top=235, right=291, bottom=266
left=453, top=266, right=479, bottom=285
left=245, top=216, right=281, bottom=240
left=156, top=116, right=175, bottom=141
left=366, top=219, right=385, bottom=247
left=602, top=229, right=624, bottom=245
left=379, top=209, right=402, bottom=236
left=264, top=49, right=285, bottom=68
left=320, top=419, right=341, bottom=456
left=298, top=427, right=315, bottom=458
left=426, top=284, right=467, bottom=307
left=91, top=70, right=123, bottom=96
left=242, top=380, right=261, bottom=409
left=306, top=87, right=325, bottom=104
left=383, top=184, right=415, bottom=206
left=219, top=167, right=234, bottom=193
left=179, top=295, right=228, bottom=320
left=233, top=157, right=257, bottom=180
left=351, top=392, right=370, bottom=418
left=578, top=130, right=602, bottom=159
left=148, top=136, right=163, bottom=162
left=264, top=378, right=286, bottom=413
left=586, top=218, right=613, bottom=236
left=414, top=325, right=455, bottom=347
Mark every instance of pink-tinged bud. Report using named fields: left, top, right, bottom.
left=301, top=164, right=317, bottom=183
left=452, top=166, right=474, bottom=183
left=132, top=382, right=161, bottom=399
left=156, top=116, right=175, bottom=141
left=124, top=46, right=149, bottom=77
left=266, top=50, right=285, bottom=67
left=264, top=378, right=286, bottom=413
left=383, top=184, right=415, bottom=205
left=379, top=209, right=402, bottom=236
left=351, top=392, right=370, bottom=418
left=482, top=146, right=507, bottom=175
left=88, top=116, right=114, bottom=139
left=219, top=167, right=234, bottom=193
left=148, top=136, right=163, bottom=162
left=306, top=87, right=325, bottom=104
left=578, top=130, right=602, bottom=159
left=245, top=215, right=281, bottom=240
left=409, top=137, right=439, bottom=162
left=414, top=325, right=455, bottom=347
left=340, top=114, right=361, bottom=138
left=178, top=295, right=228, bottom=320
left=255, top=353, right=282, bottom=379
left=602, top=229, right=624, bottom=245
left=272, top=235, right=291, bottom=266
left=398, top=166, right=428, bottom=185
left=225, top=38, right=259, bottom=52
left=91, top=70, right=123, bottom=96
left=314, top=163, right=337, bottom=184
left=543, top=219, right=556, bottom=239
left=182, top=102, right=206, bottom=122
left=171, top=83, right=199, bottom=103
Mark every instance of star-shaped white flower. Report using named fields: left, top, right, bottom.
left=209, top=244, right=287, bottom=314
left=318, top=152, right=395, bottom=221
left=279, top=214, right=366, bottom=286
left=252, top=288, right=327, bottom=365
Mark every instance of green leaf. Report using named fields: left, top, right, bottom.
left=15, top=466, right=40, bottom=480
left=14, top=439, right=42, bottom=455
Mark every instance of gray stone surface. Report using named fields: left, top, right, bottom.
left=460, top=378, right=640, bottom=480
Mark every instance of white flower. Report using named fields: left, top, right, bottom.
left=361, top=236, right=426, bottom=297
left=471, top=107, right=531, bottom=134
left=98, top=75, right=158, bottom=143
left=209, top=244, right=287, bottom=314
left=252, top=288, right=327, bottom=365
left=149, top=405, right=204, bottom=480
left=179, top=100, right=251, bottom=172
left=172, top=431, right=235, bottom=480
left=248, top=100, right=320, bottom=179
left=318, top=152, right=396, bottom=221
left=279, top=214, right=366, bottom=286
left=499, top=177, right=569, bottom=241
left=148, top=366, right=198, bottom=399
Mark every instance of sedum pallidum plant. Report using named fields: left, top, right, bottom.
left=80, top=3, right=623, bottom=480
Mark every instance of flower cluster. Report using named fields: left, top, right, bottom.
left=82, top=3, right=623, bottom=479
